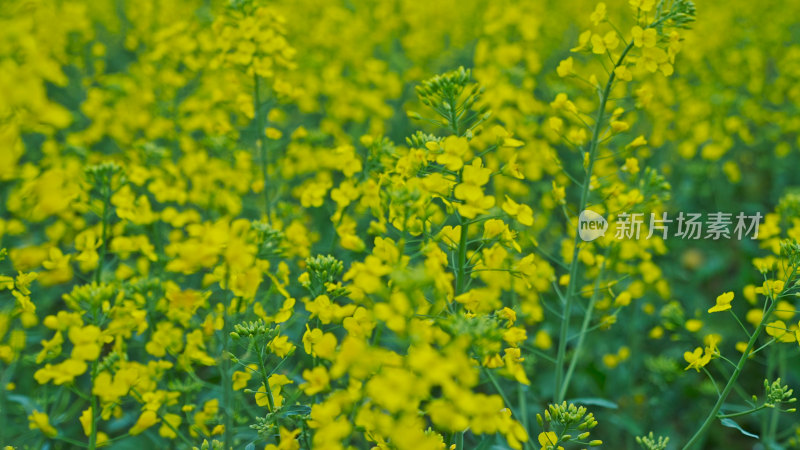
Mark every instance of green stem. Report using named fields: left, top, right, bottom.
left=761, top=345, right=776, bottom=440
left=486, top=368, right=516, bottom=420
left=372, top=324, right=383, bottom=346
left=95, top=182, right=110, bottom=285
left=221, top=272, right=235, bottom=449
left=554, top=42, right=633, bottom=403
left=254, top=73, right=270, bottom=217
left=88, top=362, right=98, bottom=449
left=0, top=360, right=15, bottom=445
left=682, top=270, right=795, bottom=449
left=455, top=217, right=469, bottom=296
left=447, top=92, right=459, bottom=137
left=766, top=345, right=785, bottom=445
left=256, top=339, right=277, bottom=413
left=158, top=411, right=193, bottom=448
left=449, top=86, right=470, bottom=299
left=717, top=404, right=768, bottom=419
left=681, top=324, right=765, bottom=449
left=222, top=331, right=233, bottom=449
left=485, top=368, right=534, bottom=450
left=130, top=387, right=194, bottom=447
left=729, top=309, right=752, bottom=339
left=560, top=249, right=609, bottom=400
left=301, top=421, right=313, bottom=449
left=455, top=431, right=464, bottom=450
left=88, top=185, right=111, bottom=449
left=57, top=435, right=90, bottom=448
left=519, top=382, right=529, bottom=440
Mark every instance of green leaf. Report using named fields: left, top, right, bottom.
left=277, top=404, right=311, bottom=418
left=474, top=434, right=495, bottom=450
left=6, top=394, right=35, bottom=411
left=567, top=397, right=619, bottom=409
left=719, top=418, right=759, bottom=439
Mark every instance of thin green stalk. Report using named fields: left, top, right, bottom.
left=131, top=387, right=194, bottom=447
left=519, top=382, right=529, bottom=439
left=729, top=309, right=752, bottom=339
left=57, top=435, right=91, bottom=448
left=682, top=267, right=796, bottom=449
left=103, top=432, right=131, bottom=445
left=88, top=364, right=98, bottom=448
left=560, top=250, right=609, bottom=400
left=717, top=404, right=768, bottom=419
left=447, top=87, right=471, bottom=299
left=254, top=73, right=270, bottom=217
left=222, top=325, right=233, bottom=449
left=447, top=92, right=459, bottom=137
left=485, top=368, right=514, bottom=419
left=554, top=42, right=633, bottom=403
left=301, top=421, right=313, bottom=449
left=158, top=412, right=193, bottom=448
left=256, top=339, right=276, bottom=413
left=682, top=316, right=770, bottom=449
left=766, top=345, right=786, bottom=445
left=455, top=217, right=469, bottom=296
left=701, top=367, right=721, bottom=397
left=88, top=183, right=111, bottom=449
left=221, top=270, right=235, bottom=449
left=0, top=361, right=10, bottom=444
left=761, top=344, right=776, bottom=440
left=511, top=275, right=532, bottom=441
left=484, top=368, right=534, bottom=450
left=95, top=183, right=110, bottom=285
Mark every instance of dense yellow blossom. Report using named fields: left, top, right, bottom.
left=2, top=0, right=800, bottom=448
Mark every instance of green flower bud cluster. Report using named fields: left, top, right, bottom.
left=230, top=320, right=277, bottom=339
left=253, top=221, right=285, bottom=258
left=85, top=162, right=124, bottom=201
left=410, top=66, right=491, bottom=137
left=193, top=439, right=225, bottom=450
left=780, top=240, right=800, bottom=271
left=659, top=0, right=696, bottom=30
left=63, top=282, right=117, bottom=312
left=536, top=402, right=601, bottom=448
left=303, top=254, right=348, bottom=297
left=406, top=130, right=440, bottom=149
left=765, top=378, right=797, bottom=410
left=636, top=431, right=670, bottom=450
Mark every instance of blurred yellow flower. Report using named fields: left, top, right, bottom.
left=708, top=291, right=734, bottom=313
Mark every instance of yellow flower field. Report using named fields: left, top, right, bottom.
left=2, top=0, right=800, bottom=449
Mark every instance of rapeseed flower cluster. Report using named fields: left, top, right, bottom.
left=2, top=0, right=800, bottom=449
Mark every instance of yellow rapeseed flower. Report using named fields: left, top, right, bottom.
left=708, top=291, right=734, bottom=313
